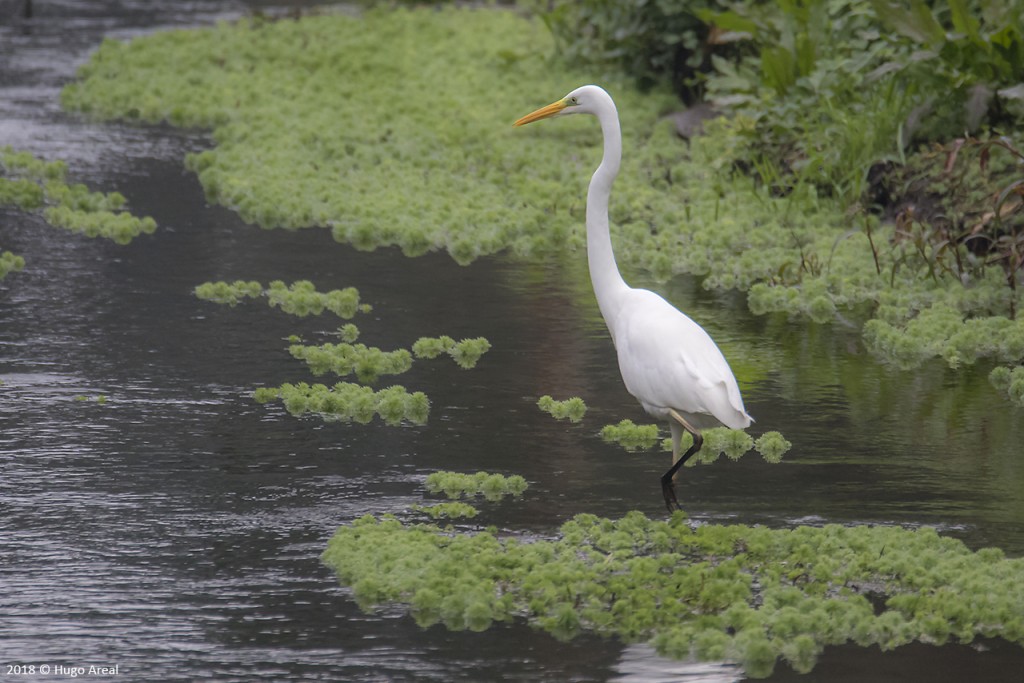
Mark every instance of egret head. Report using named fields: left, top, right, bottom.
left=513, top=85, right=609, bottom=126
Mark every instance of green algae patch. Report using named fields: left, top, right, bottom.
left=323, top=510, right=1024, bottom=678
left=1, top=146, right=156, bottom=244
left=537, top=395, right=587, bottom=422
left=254, top=381, right=428, bottom=425
left=424, top=471, right=528, bottom=502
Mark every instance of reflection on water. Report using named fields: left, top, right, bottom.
left=2, top=2, right=1023, bottom=681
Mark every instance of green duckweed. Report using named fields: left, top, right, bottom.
left=537, top=395, right=588, bottom=422
left=323, top=509, right=1024, bottom=678
left=254, top=381, right=429, bottom=425
left=1, top=146, right=156, bottom=244
left=424, top=471, right=528, bottom=502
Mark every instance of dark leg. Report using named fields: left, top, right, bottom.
left=661, top=410, right=703, bottom=512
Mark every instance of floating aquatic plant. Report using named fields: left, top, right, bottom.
left=267, top=280, right=369, bottom=318
left=0, top=250, right=25, bottom=279
left=412, top=336, right=491, bottom=369
left=1, top=146, right=156, bottom=244
left=289, top=342, right=413, bottom=384
left=254, top=381, right=429, bottom=425
left=601, top=420, right=790, bottom=463
left=411, top=502, right=480, bottom=520
left=338, top=323, right=360, bottom=343
left=194, top=280, right=263, bottom=306
left=537, top=395, right=588, bottom=423
left=323, top=509, right=1024, bottom=678
left=753, top=431, right=792, bottom=464
left=990, top=365, right=1024, bottom=407
left=42, top=206, right=156, bottom=245
left=600, top=419, right=661, bottom=451
left=194, top=279, right=370, bottom=318
left=424, top=471, right=528, bottom=502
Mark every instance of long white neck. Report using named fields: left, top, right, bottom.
left=586, top=96, right=630, bottom=327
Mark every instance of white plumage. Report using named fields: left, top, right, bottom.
left=516, top=84, right=753, bottom=511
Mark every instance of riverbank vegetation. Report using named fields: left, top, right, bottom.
left=58, top=4, right=1024, bottom=404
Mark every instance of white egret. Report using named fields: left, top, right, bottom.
left=514, top=85, right=753, bottom=512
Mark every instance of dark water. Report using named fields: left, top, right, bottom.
left=2, top=3, right=1023, bottom=681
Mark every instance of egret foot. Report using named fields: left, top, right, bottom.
left=661, top=473, right=682, bottom=512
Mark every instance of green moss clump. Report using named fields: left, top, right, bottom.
left=0, top=250, right=26, bottom=279
left=600, top=419, right=661, bottom=451
left=424, top=471, right=528, bottom=502
left=412, top=335, right=491, bottom=369
left=537, top=395, right=588, bottom=422
left=1, top=146, right=156, bottom=244
left=254, top=381, right=429, bottom=425
left=289, top=342, right=413, bottom=384
left=324, top=510, right=1024, bottom=679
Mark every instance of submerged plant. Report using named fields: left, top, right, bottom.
left=424, top=471, right=528, bottom=502
left=323, top=509, right=1024, bottom=678
left=254, top=381, right=429, bottom=425
left=537, top=395, right=588, bottom=422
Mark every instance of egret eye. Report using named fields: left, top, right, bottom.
left=570, top=96, right=579, bottom=105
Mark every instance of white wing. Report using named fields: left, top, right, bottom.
left=607, top=288, right=752, bottom=430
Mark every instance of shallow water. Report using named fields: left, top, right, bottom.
left=2, top=2, right=1023, bottom=681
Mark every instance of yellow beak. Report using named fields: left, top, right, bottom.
left=513, top=98, right=567, bottom=127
